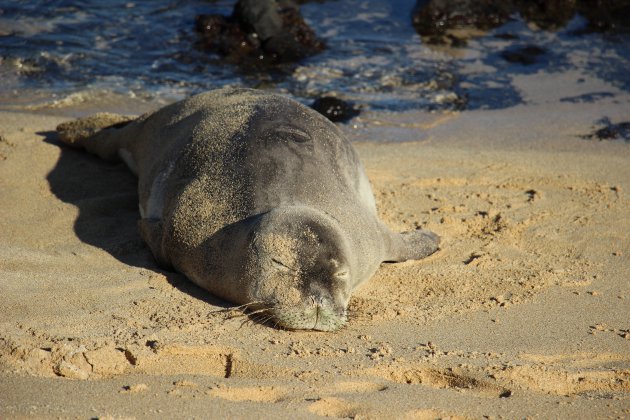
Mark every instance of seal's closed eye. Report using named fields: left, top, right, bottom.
left=335, top=270, right=349, bottom=280
left=272, top=258, right=298, bottom=273
left=275, top=125, right=312, bottom=143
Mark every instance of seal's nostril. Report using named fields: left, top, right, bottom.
left=308, top=295, right=328, bottom=307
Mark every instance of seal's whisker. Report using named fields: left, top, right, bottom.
left=254, top=313, right=275, bottom=325
left=248, top=313, right=265, bottom=324
left=238, top=317, right=255, bottom=330
left=209, top=301, right=266, bottom=314
left=345, top=315, right=367, bottom=323
left=344, top=312, right=368, bottom=323
left=239, top=300, right=267, bottom=309
left=246, top=308, right=271, bottom=317
left=258, top=318, right=275, bottom=328
left=249, top=312, right=277, bottom=328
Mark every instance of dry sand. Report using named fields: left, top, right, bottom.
left=1, top=76, right=629, bottom=418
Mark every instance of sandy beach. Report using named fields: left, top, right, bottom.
left=1, top=67, right=629, bottom=418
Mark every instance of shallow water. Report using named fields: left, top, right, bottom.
left=0, top=0, right=629, bottom=114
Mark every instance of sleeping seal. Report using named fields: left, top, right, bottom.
left=56, top=88, right=439, bottom=331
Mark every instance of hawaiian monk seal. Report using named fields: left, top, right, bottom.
left=56, top=88, right=440, bottom=331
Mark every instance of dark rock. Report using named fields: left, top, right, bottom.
left=514, top=0, right=576, bottom=30
left=195, top=14, right=251, bottom=60
left=500, top=45, right=547, bottom=65
left=411, top=0, right=511, bottom=45
left=234, top=0, right=285, bottom=42
left=576, top=0, right=630, bottom=33
left=195, top=0, right=325, bottom=67
left=494, top=33, right=519, bottom=39
left=311, top=97, right=360, bottom=123
left=583, top=118, right=630, bottom=141
left=411, top=0, right=630, bottom=45
left=446, top=34, right=468, bottom=47
left=559, top=91, right=615, bottom=103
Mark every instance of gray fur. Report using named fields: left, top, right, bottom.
left=57, top=88, right=439, bottom=331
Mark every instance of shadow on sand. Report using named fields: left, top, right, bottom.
left=41, top=130, right=229, bottom=308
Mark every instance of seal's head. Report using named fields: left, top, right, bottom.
left=245, top=207, right=353, bottom=331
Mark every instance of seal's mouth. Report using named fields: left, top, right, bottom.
left=247, top=300, right=347, bottom=331
left=277, top=306, right=347, bottom=332
left=273, top=307, right=347, bottom=331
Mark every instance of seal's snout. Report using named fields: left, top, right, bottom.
left=266, top=292, right=347, bottom=332
left=307, top=294, right=334, bottom=311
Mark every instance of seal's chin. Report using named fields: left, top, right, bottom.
left=269, top=305, right=347, bottom=332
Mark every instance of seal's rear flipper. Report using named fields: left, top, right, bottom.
left=56, top=113, right=135, bottom=161
left=383, top=229, right=440, bottom=263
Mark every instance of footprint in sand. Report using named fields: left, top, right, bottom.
left=207, top=385, right=287, bottom=403
left=368, top=364, right=511, bottom=398
left=328, top=381, right=388, bottom=394
left=404, top=408, right=471, bottom=420
left=307, top=397, right=370, bottom=418
left=495, top=353, right=630, bottom=397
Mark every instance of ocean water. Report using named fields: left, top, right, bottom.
left=1, top=0, right=629, bottom=114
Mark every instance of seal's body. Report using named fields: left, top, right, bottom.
left=57, top=88, right=439, bottom=331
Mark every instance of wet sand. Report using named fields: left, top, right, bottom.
left=1, top=77, right=629, bottom=418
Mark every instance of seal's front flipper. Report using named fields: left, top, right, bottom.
left=383, top=229, right=440, bottom=263
left=138, top=218, right=172, bottom=269
left=56, top=113, right=134, bottom=161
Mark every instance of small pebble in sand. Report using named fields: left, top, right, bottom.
left=121, top=383, right=148, bottom=393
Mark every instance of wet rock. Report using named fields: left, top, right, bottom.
left=494, top=33, right=519, bottom=40
left=195, top=0, right=325, bottom=67
left=582, top=117, right=630, bottom=141
left=514, top=0, right=577, bottom=30
left=500, top=45, right=547, bottom=65
left=411, top=0, right=511, bottom=45
left=411, top=0, right=630, bottom=45
left=576, top=0, right=630, bottom=33
left=559, top=92, right=615, bottom=103
left=311, top=96, right=360, bottom=123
